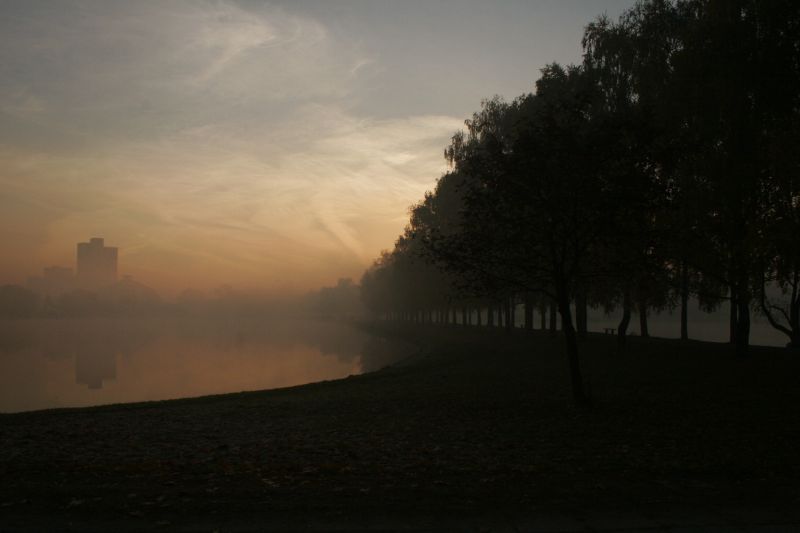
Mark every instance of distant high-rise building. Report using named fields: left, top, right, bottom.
left=76, top=237, right=117, bottom=289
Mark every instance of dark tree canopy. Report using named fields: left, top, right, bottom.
left=360, top=0, right=800, bottom=403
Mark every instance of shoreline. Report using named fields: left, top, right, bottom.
left=0, top=320, right=785, bottom=418
left=0, top=318, right=410, bottom=416
left=0, top=320, right=426, bottom=418
left=2, top=325, right=799, bottom=530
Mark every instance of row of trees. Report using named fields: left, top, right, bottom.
left=0, top=281, right=162, bottom=318
left=0, top=280, right=364, bottom=319
left=304, top=278, right=364, bottom=319
left=360, top=0, right=800, bottom=403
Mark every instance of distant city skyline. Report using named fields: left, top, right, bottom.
left=27, top=236, right=119, bottom=296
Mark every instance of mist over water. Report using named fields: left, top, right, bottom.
left=0, top=318, right=406, bottom=413
left=585, top=306, right=787, bottom=348
left=0, top=299, right=786, bottom=414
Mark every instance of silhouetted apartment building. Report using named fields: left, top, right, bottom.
left=27, top=266, right=74, bottom=297
left=77, top=237, right=118, bottom=289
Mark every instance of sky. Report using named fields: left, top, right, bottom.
left=0, top=0, right=637, bottom=295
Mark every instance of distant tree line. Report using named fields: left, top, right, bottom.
left=360, top=0, right=800, bottom=403
left=0, top=280, right=355, bottom=319
left=0, top=282, right=163, bottom=318
left=304, top=278, right=364, bottom=320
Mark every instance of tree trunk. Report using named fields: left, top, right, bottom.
left=617, top=289, right=632, bottom=349
left=549, top=301, right=557, bottom=334
left=758, top=270, right=800, bottom=348
left=540, top=304, right=547, bottom=330
left=729, top=287, right=738, bottom=344
left=638, top=301, right=649, bottom=338
left=524, top=296, right=534, bottom=331
left=556, top=277, right=587, bottom=405
left=505, top=300, right=513, bottom=332
left=736, top=293, right=751, bottom=357
left=487, top=306, right=495, bottom=328
left=791, top=289, right=800, bottom=349
left=680, top=261, right=689, bottom=341
left=575, top=291, right=588, bottom=339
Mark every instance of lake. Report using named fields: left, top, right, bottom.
left=0, top=318, right=407, bottom=413
left=1, top=310, right=788, bottom=413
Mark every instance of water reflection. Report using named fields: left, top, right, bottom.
left=75, top=344, right=116, bottom=390
left=0, top=319, right=404, bottom=413
left=360, top=336, right=413, bottom=373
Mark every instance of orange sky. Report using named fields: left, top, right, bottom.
left=0, top=0, right=635, bottom=295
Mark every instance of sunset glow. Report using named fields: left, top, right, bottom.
left=0, top=0, right=632, bottom=294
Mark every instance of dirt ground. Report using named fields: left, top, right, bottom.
left=2, top=324, right=799, bottom=531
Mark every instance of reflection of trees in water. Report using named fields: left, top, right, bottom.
left=359, top=336, right=410, bottom=373
left=163, top=318, right=409, bottom=376
left=307, top=324, right=366, bottom=363
left=0, top=319, right=161, bottom=389
left=168, top=318, right=371, bottom=363
left=1, top=317, right=376, bottom=358
left=75, top=340, right=117, bottom=390
left=0, top=318, right=409, bottom=391
left=0, top=323, right=36, bottom=355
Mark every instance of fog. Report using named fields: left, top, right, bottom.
left=0, top=317, right=409, bottom=413
left=0, top=254, right=788, bottom=414
left=0, top=271, right=786, bottom=414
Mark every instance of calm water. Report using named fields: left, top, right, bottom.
left=0, top=318, right=407, bottom=413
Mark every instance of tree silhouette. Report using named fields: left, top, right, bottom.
left=360, top=0, right=800, bottom=404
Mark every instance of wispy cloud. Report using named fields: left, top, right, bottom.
left=0, top=1, right=460, bottom=291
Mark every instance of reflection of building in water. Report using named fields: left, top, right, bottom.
left=75, top=344, right=117, bottom=390
left=27, top=266, right=74, bottom=297
left=77, top=237, right=118, bottom=289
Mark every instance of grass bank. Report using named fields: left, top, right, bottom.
left=1, top=324, right=799, bottom=531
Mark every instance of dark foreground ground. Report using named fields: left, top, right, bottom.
left=1, top=324, right=800, bottom=532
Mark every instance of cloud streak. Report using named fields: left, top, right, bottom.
left=0, top=0, right=460, bottom=292
left=1, top=0, right=636, bottom=293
